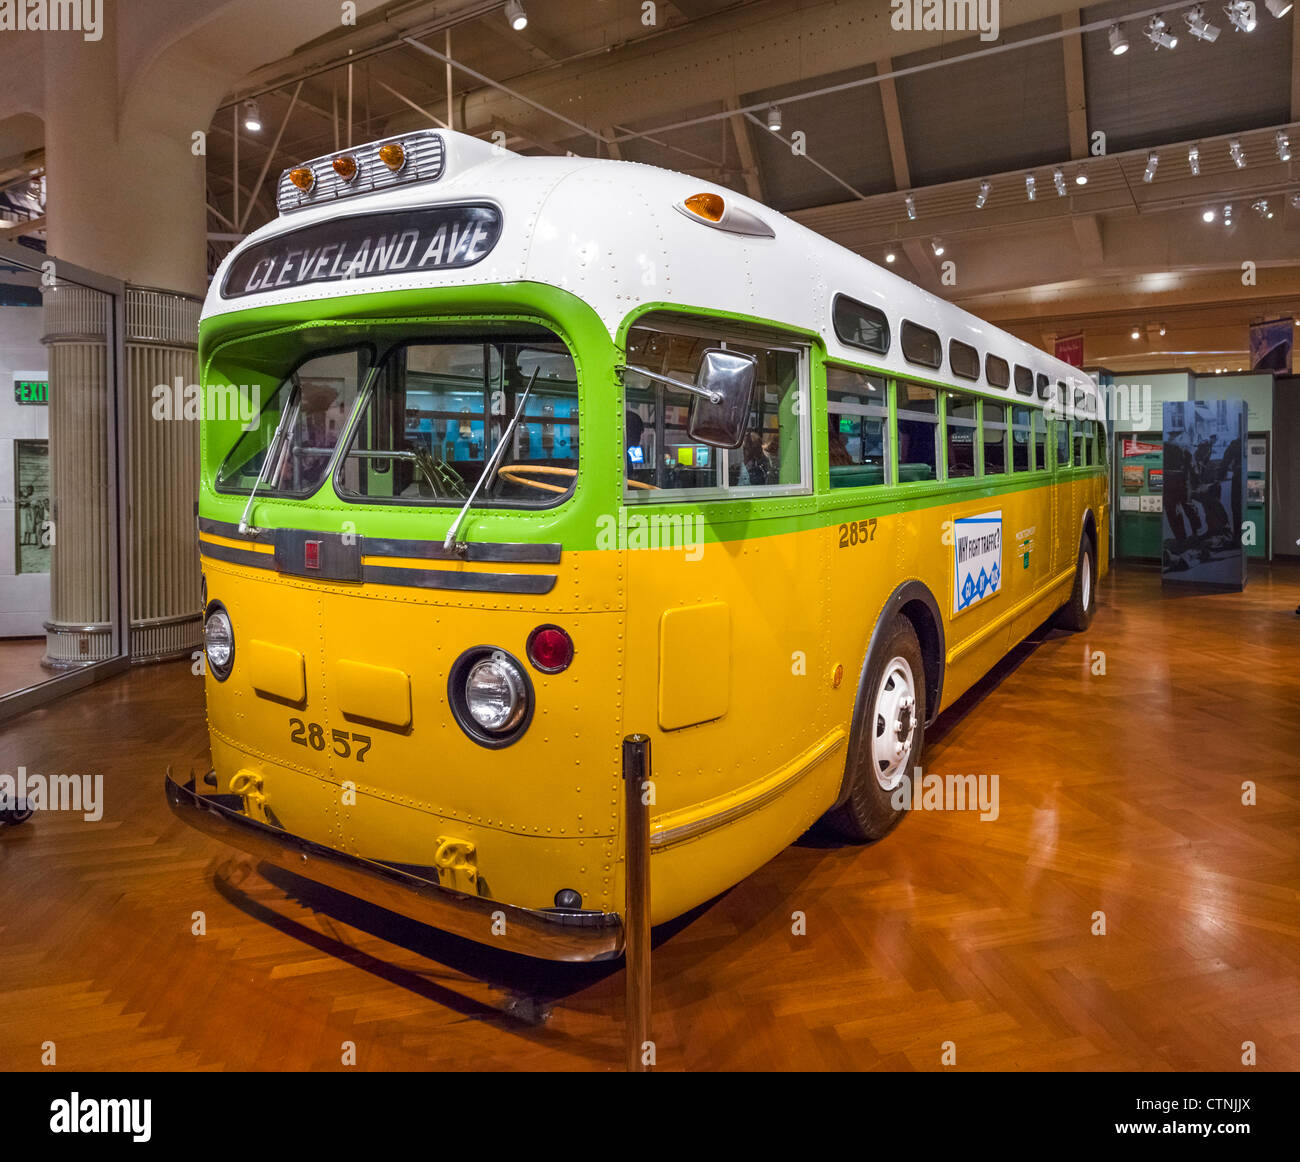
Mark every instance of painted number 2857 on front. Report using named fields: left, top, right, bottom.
left=288, top=717, right=371, bottom=762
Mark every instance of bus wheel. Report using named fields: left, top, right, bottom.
left=1055, top=534, right=1097, bottom=632
left=828, top=616, right=926, bottom=843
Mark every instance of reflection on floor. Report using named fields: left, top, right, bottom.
left=0, top=563, right=1297, bottom=1071
left=0, top=637, right=50, bottom=697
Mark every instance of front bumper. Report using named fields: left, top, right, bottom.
left=164, top=770, right=624, bottom=963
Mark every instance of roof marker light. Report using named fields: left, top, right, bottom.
left=378, top=142, right=406, bottom=171
left=288, top=167, right=315, bottom=192
left=332, top=156, right=358, bottom=182
left=684, top=192, right=725, bottom=221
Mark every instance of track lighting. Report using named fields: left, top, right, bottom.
left=1131, top=328, right=1141, bottom=340
left=1202, top=207, right=1216, bottom=222
left=931, top=239, right=945, bottom=257
left=975, top=180, right=991, bottom=209
left=1108, top=24, right=1130, bottom=54
left=1145, top=14, right=1178, bottom=48
left=1053, top=168, right=1067, bottom=196
left=1159, top=325, right=1167, bottom=336
left=1025, top=173, right=1036, bottom=201
left=1223, top=203, right=1233, bottom=225
left=242, top=99, right=262, bottom=133
left=885, top=251, right=897, bottom=263
left=1291, top=193, right=1300, bottom=208
left=1144, top=152, right=1159, bottom=182
left=505, top=0, right=528, bottom=30
left=1184, top=5, right=1221, bottom=40
left=905, top=194, right=916, bottom=220
left=1277, top=130, right=1291, bottom=161
left=1188, top=144, right=1200, bottom=175
left=1253, top=198, right=1274, bottom=219
left=1229, top=139, right=1246, bottom=168
left=1265, top=0, right=1292, bottom=16
left=1075, top=168, right=1088, bottom=185
left=1224, top=1, right=1257, bottom=32
left=766, top=105, right=782, bottom=132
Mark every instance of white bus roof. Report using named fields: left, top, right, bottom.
left=203, top=130, right=1098, bottom=411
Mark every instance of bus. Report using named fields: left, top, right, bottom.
left=168, top=128, right=1108, bottom=962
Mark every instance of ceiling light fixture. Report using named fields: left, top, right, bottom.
left=1053, top=168, right=1067, bottom=196
left=975, top=180, right=991, bottom=209
left=1229, top=139, right=1246, bottom=168
left=505, top=0, right=528, bottom=30
left=1224, top=1, right=1257, bottom=32
left=1144, top=152, right=1159, bottom=182
left=1131, top=328, right=1141, bottom=340
left=905, top=193, right=916, bottom=220
left=1223, top=202, right=1234, bottom=225
left=1265, top=0, right=1292, bottom=16
left=1108, top=23, right=1130, bottom=53
left=1253, top=198, right=1274, bottom=219
left=1184, top=5, right=1221, bottom=39
left=1145, top=13, right=1178, bottom=48
left=1025, top=173, right=1037, bottom=201
left=1075, top=167, right=1088, bottom=185
left=1188, top=144, right=1201, bottom=175
left=242, top=99, right=262, bottom=133
left=885, top=251, right=897, bottom=263
left=1202, top=207, right=1216, bottom=222
left=766, top=105, right=782, bottom=132
left=931, top=239, right=945, bottom=256
left=1276, top=130, right=1291, bottom=161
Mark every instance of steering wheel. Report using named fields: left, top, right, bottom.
left=496, top=465, right=659, bottom=493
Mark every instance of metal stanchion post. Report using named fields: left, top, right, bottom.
left=622, top=733, right=652, bottom=1073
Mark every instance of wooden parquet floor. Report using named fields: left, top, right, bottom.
left=1, top=563, right=1297, bottom=1071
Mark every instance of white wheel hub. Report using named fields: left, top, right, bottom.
left=872, top=656, right=917, bottom=791
left=1081, top=550, right=1092, bottom=609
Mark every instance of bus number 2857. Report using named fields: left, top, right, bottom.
left=288, top=717, right=371, bottom=761
left=838, top=519, right=878, bottom=548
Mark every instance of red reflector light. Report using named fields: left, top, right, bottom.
left=304, top=540, right=321, bottom=570
left=527, top=625, right=573, bottom=673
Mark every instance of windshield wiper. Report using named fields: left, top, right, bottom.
left=443, top=366, right=540, bottom=553
left=238, top=374, right=301, bottom=536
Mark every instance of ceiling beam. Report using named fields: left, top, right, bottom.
left=875, top=57, right=910, bottom=191
left=1060, top=11, right=1089, bottom=160
left=1072, top=214, right=1104, bottom=268
left=724, top=97, right=764, bottom=201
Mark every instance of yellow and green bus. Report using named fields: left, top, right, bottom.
left=168, top=129, right=1108, bottom=962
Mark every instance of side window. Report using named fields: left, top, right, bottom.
left=986, top=355, right=1011, bottom=389
left=982, top=400, right=1007, bottom=475
left=832, top=295, right=890, bottom=355
left=826, top=366, right=889, bottom=488
left=1039, top=374, right=1052, bottom=401
left=1013, top=365, right=1034, bottom=396
left=897, top=381, right=939, bottom=482
left=949, top=339, right=980, bottom=381
left=1056, top=418, right=1071, bottom=469
left=1010, top=404, right=1033, bottom=472
left=901, top=320, right=943, bottom=370
left=944, top=389, right=977, bottom=479
left=1096, top=422, right=1108, bottom=466
left=1073, top=419, right=1092, bottom=467
left=1033, top=410, right=1046, bottom=471
left=623, top=322, right=805, bottom=495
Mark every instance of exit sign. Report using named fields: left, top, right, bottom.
left=14, top=378, right=48, bottom=405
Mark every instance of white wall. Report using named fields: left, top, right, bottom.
left=0, top=302, right=50, bottom=636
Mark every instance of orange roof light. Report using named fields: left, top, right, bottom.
left=332, top=156, right=358, bottom=181
left=288, top=167, right=315, bottom=192
left=684, top=192, right=725, bottom=222
left=377, top=142, right=406, bottom=172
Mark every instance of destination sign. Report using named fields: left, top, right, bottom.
left=222, top=203, right=502, bottom=299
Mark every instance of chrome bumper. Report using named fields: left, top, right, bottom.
left=164, top=771, right=624, bottom=963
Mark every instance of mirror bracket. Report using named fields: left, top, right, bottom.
left=616, top=364, right=722, bottom=404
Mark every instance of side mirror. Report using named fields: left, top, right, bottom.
left=686, top=348, right=757, bottom=449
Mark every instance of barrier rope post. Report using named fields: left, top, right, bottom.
left=621, top=733, right=652, bottom=1073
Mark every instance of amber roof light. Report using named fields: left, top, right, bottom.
left=288, top=167, right=315, bottom=192
left=684, top=192, right=726, bottom=222
left=332, top=156, right=358, bottom=181
left=378, top=143, right=406, bottom=172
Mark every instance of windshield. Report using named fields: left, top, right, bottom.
left=212, top=328, right=579, bottom=507
left=336, top=336, right=578, bottom=507
left=215, top=347, right=372, bottom=497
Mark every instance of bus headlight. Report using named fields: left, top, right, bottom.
left=203, top=602, right=235, bottom=681
left=448, top=647, right=533, bottom=747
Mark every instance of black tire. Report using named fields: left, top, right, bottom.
left=826, top=616, right=926, bottom=843
left=1055, top=533, right=1097, bottom=632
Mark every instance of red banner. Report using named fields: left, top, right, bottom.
left=1054, top=333, right=1084, bottom=367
